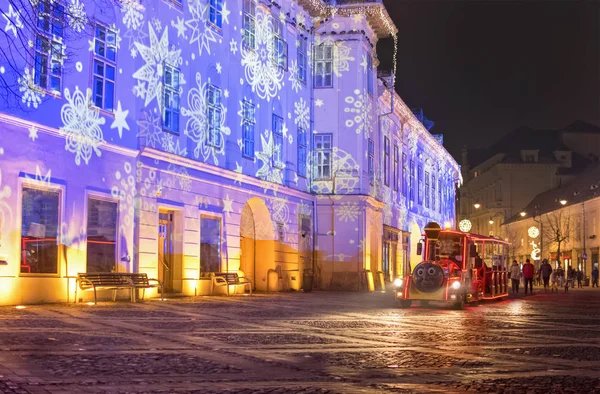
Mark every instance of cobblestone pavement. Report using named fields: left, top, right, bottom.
left=0, top=289, right=599, bottom=393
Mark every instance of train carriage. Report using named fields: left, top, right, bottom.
left=394, top=222, right=509, bottom=309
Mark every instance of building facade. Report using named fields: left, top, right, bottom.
left=0, top=0, right=458, bottom=305
left=502, top=165, right=600, bottom=275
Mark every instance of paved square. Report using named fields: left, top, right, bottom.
left=0, top=290, right=599, bottom=393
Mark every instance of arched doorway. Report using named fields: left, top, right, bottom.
left=408, top=220, right=423, bottom=274
left=240, top=198, right=275, bottom=292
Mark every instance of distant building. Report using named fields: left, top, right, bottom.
left=458, top=122, right=599, bottom=238
left=502, top=164, right=600, bottom=275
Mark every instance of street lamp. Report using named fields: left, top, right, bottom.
left=560, top=199, right=568, bottom=206
left=473, top=202, right=481, bottom=209
left=520, top=211, right=527, bottom=217
left=488, top=212, right=503, bottom=225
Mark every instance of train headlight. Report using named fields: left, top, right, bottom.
left=394, top=278, right=404, bottom=287
left=451, top=281, right=461, bottom=290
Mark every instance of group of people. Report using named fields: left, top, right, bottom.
left=509, top=259, right=600, bottom=294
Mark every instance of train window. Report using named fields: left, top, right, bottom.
left=437, top=232, right=464, bottom=267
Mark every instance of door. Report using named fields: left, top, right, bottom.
left=158, top=211, right=174, bottom=293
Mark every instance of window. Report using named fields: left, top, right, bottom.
left=425, top=171, right=430, bottom=209
left=206, top=84, right=222, bottom=147
left=432, top=174, right=436, bottom=212
left=367, top=54, right=373, bottom=95
left=298, top=35, right=308, bottom=84
left=34, top=0, right=65, bottom=92
left=200, top=216, right=221, bottom=273
left=402, top=153, right=407, bottom=196
left=163, top=64, right=180, bottom=133
left=314, top=134, right=332, bottom=179
left=298, top=127, right=307, bottom=177
left=242, top=0, right=256, bottom=49
left=368, top=139, right=374, bottom=185
left=21, top=186, right=60, bottom=274
left=438, top=179, right=442, bottom=213
left=393, top=145, right=399, bottom=192
left=87, top=198, right=117, bottom=273
left=208, top=0, right=223, bottom=29
left=410, top=160, right=415, bottom=202
left=92, top=25, right=117, bottom=111
left=314, top=44, right=333, bottom=88
left=242, top=100, right=255, bottom=159
left=272, top=114, right=284, bottom=168
left=383, top=137, right=390, bottom=186
left=272, top=17, right=287, bottom=69
left=417, top=165, right=424, bottom=205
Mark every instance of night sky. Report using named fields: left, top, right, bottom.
left=378, top=0, right=600, bottom=162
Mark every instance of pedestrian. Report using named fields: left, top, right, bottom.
left=592, top=266, right=599, bottom=288
left=510, top=260, right=520, bottom=294
left=522, top=258, right=535, bottom=295
left=539, top=259, right=552, bottom=293
left=576, top=269, right=583, bottom=288
left=550, top=270, right=558, bottom=292
left=556, top=263, right=565, bottom=291
left=566, top=266, right=574, bottom=292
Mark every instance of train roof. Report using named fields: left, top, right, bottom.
left=434, top=229, right=510, bottom=244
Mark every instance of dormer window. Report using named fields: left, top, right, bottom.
left=521, top=150, right=538, bottom=163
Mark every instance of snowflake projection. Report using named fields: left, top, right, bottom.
left=296, top=200, right=312, bottom=217
left=336, top=202, right=360, bottom=223
left=18, top=67, right=44, bottom=108
left=165, top=163, right=192, bottom=193
left=271, top=197, right=290, bottom=239
left=294, top=97, right=310, bottom=131
left=151, top=17, right=161, bottom=32
left=315, top=36, right=354, bottom=77
left=240, top=11, right=283, bottom=101
left=161, top=133, right=187, bottom=156
left=186, top=0, right=218, bottom=56
left=255, top=129, right=284, bottom=185
left=382, top=188, right=393, bottom=226
left=136, top=162, right=159, bottom=214
left=66, top=0, right=87, bottom=32
left=59, top=87, right=106, bottom=165
left=132, top=22, right=182, bottom=113
left=310, top=148, right=359, bottom=194
left=288, top=60, right=302, bottom=93
left=181, top=72, right=231, bottom=164
left=406, top=125, right=418, bottom=154
left=2, top=4, right=22, bottom=37
left=121, top=0, right=144, bottom=31
left=137, top=111, right=163, bottom=148
left=111, top=162, right=137, bottom=231
left=344, top=89, right=373, bottom=137
left=229, top=38, right=237, bottom=54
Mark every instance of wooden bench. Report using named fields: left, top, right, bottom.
left=213, top=272, right=253, bottom=296
left=76, top=273, right=163, bottom=304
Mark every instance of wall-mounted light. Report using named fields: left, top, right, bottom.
left=520, top=211, right=527, bottom=217
left=488, top=219, right=494, bottom=225
left=473, top=202, right=481, bottom=209
left=560, top=199, right=567, bottom=206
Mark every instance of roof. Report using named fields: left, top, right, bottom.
left=504, top=164, right=600, bottom=225
left=562, top=120, right=600, bottom=134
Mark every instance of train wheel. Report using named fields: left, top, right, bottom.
left=453, top=296, right=464, bottom=310
left=398, top=300, right=412, bottom=308
left=420, top=300, right=430, bottom=307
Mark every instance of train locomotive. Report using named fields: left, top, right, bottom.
left=394, top=222, right=509, bottom=309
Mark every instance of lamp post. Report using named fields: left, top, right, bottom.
left=488, top=212, right=504, bottom=237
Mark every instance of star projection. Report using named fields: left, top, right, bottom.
left=186, top=0, right=218, bottom=56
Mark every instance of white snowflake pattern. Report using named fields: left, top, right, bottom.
left=288, top=60, right=303, bottom=93
left=121, top=0, right=144, bottom=30
left=111, top=162, right=136, bottom=230
left=229, top=38, right=237, bottom=54
left=66, top=0, right=87, bottom=33
left=18, top=67, right=44, bottom=108
left=181, top=72, right=231, bottom=165
left=315, top=36, right=354, bottom=77
left=294, top=97, right=310, bottom=131
left=165, top=163, right=192, bottom=193
left=241, top=11, right=283, bottom=101
left=59, top=87, right=106, bottom=165
left=186, top=0, right=217, bottom=56
left=344, top=89, right=373, bottom=137
left=137, top=111, right=163, bottom=148
left=132, top=22, right=181, bottom=113
left=310, top=148, right=359, bottom=194
left=336, top=202, right=360, bottom=223
left=255, top=129, right=284, bottom=185
left=2, top=4, right=22, bottom=37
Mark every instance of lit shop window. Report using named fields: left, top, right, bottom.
left=200, top=216, right=221, bottom=273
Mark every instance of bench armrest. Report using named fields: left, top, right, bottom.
left=213, top=277, right=228, bottom=285
left=147, top=278, right=163, bottom=287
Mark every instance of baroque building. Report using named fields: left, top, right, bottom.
left=0, top=0, right=459, bottom=305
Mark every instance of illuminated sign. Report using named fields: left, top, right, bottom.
left=528, top=226, right=539, bottom=239
left=458, top=219, right=472, bottom=232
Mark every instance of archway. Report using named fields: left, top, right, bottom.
left=408, top=220, right=423, bottom=273
left=240, top=198, right=275, bottom=292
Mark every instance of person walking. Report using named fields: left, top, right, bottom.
left=522, top=259, right=535, bottom=295
left=566, top=266, right=574, bottom=292
left=556, top=263, right=565, bottom=291
left=510, top=260, right=521, bottom=294
left=592, top=266, right=599, bottom=288
left=550, top=269, right=559, bottom=292
left=576, top=269, right=583, bottom=288
left=539, top=259, right=553, bottom=293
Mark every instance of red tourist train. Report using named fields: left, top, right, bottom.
left=394, top=222, right=509, bottom=309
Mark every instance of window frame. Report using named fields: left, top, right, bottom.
left=272, top=114, right=285, bottom=169
left=271, top=16, right=288, bottom=70
left=314, top=134, right=332, bottom=180
left=242, top=99, right=256, bottom=159
left=18, top=177, right=64, bottom=277
left=206, top=83, right=222, bottom=148
left=393, top=145, right=399, bottom=192
left=410, top=159, right=415, bottom=202
left=383, top=137, right=390, bottom=187
left=91, top=23, right=117, bottom=112
left=418, top=165, right=423, bottom=205
left=297, top=127, right=307, bottom=177
left=297, top=35, right=308, bottom=84
left=368, top=138, right=375, bottom=185
left=84, top=192, right=120, bottom=273
left=162, top=63, right=181, bottom=134
left=313, top=44, right=333, bottom=88
left=431, top=173, right=436, bottom=212
left=367, top=53, right=373, bottom=95
left=242, top=0, right=256, bottom=50
left=208, top=0, right=223, bottom=30
left=425, top=170, right=430, bottom=209
left=33, top=0, right=65, bottom=93
left=199, top=213, right=222, bottom=274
